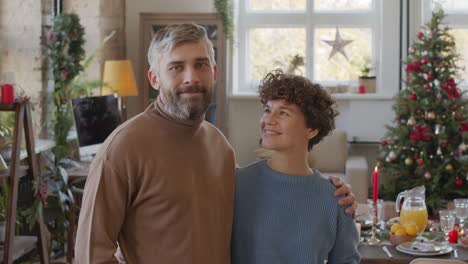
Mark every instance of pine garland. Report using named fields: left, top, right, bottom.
left=214, top=0, right=234, bottom=44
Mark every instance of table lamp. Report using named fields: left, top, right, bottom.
left=102, top=60, right=138, bottom=120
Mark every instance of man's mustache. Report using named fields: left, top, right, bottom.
left=176, top=85, right=207, bottom=94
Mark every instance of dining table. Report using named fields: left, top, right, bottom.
left=359, top=243, right=468, bottom=264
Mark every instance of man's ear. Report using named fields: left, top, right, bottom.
left=148, top=70, right=159, bottom=90
left=307, top=129, right=319, bottom=140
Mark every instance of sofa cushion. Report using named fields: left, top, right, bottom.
left=309, top=130, right=348, bottom=173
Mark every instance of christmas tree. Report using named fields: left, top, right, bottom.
left=379, top=8, right=468, bottom=215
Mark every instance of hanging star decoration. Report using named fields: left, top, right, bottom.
left=322, top=27, right=353, bottom=61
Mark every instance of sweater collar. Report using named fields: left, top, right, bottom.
left=152, top=96, right=204, bottom=130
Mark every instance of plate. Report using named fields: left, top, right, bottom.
left=396, top=241, right=453, bottom=256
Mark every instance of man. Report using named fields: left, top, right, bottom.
left=75, top=23, right=356, bottom=264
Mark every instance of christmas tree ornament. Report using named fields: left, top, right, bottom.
left=417, top=158, right=424, bottom=166
left=405, top=157, right=414, bottom=166
left=435, top=124, right=441, bottom=134
left=389, top=151, right=397, bottom=160
left=417, top=109, right=424, bottom=116
left=385, top=156, right=392, bottom=163
left=456, top=178, right=463, bottom=187
left=424, top=84, right=431, bottom=90
left=418, top=31, right=424, bottom=39
left=446, top=164, right=453, bottom=171
left=427, top=73, right=433, bottom=81
left=459, top=143, right=467, bottom=151
left=381, top=139, right=388, bottom=145
left=407, top=116, right=416, bottom=126
left=430, top=155, right=434, bottom=159
left=322, top=27, right=353, bottom=61
left=409, top=47, right=415, bottom=54
left=422, top=58, right=429, bottom=64
left=437, top=147, right=442, bottom=155
left=409, top=93, right=417, bottom=100
left=424, top=171, right=432, bottom=180
left=427, top=112, right=436, bottom=120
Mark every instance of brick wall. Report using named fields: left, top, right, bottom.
left=0, top=0, right=126, bottom=136
left=0, top=0, right=44, bottom=133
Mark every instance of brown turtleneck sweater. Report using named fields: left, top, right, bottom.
left=75, top=98, right=236, bottom=264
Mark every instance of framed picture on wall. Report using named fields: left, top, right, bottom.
left=139, top=13, right=227, bottom=134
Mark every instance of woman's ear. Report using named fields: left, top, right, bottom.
left=307, top=129, right=319, bottom=140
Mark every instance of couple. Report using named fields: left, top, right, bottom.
left=75, top=23, right=360, bottom=264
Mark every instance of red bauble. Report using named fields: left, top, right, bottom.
left=417, top=109, right=424, bottom=116
left=449, top=230, right=458, bottom=243
left=441, top=143, right=447, bottom=148
left=418, top=32, right=424, bottom=39
left=396, top=114, right=401, bottom=120
left=422, top=58, right=429, bottom=64
left=409, top=93, right=417, bottom=100
left=417, top=159, right=424, bottom=166
left=424, top=84, right=431, bottom=90
left=381, top=139, right=388, bottom=146
left=456, top=178, right=464, bottom=187
left=455, top=114, right=462, bottom=121
left=427, top=73, right=433, bottom=81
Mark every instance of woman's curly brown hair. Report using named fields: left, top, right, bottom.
left=258, top=69, right=339, bottom=151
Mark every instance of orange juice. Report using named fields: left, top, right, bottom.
left=400, top=208, right=428, bottom=234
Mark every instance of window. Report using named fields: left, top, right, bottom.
left=233, top=0, right=400, bottom=95
left=422, top=0, right=468, bottom=89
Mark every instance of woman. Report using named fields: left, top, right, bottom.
left=231, top=69, right=360, bottom=264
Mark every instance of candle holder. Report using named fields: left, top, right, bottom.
left=367, top=201, right=381, bottom=245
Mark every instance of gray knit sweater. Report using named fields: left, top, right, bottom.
left=231, top=159, right=360, bottom=264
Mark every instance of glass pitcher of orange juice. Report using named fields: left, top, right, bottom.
left=396, top=186, right=428, bottom=235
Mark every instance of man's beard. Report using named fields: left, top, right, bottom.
left=161, top=84, right=212, bottom=120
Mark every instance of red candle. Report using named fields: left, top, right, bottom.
left=358, top=84, right=366, bottom=94
left=372, top=165, right=379, bottom=202
left=1, top=84, right=14, bottom=104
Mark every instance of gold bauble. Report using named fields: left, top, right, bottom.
left=405, top=157, right=414, bottom=166
left=427, top=112, right=436, bottom=120
left=446, top=164, right=454, bottom=171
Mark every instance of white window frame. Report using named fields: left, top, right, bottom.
left=421, top=0, right=468, bottom=90
left=232, top=0, right=401, bottom=97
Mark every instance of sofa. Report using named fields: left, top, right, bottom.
left=308, top=130, right=369, bottom=203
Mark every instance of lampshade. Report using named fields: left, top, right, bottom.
left=102, top=60, right=138, bottom=96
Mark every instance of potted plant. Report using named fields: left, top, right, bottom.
left=358, top=57, right=376, bottom=93
left=0, top=183, right=9, bottom=242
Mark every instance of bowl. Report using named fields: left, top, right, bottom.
left=390, top=233, right=417, bottom=245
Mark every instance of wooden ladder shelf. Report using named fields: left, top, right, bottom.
left=0, top=100, right=49, bottom=263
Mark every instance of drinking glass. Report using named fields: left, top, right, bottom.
left=454, top=198, right=468, bottom=229
left=439, top=210, right=456, bottom=243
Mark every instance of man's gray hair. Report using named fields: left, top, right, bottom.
left=147, top=23, right=216, bottom=73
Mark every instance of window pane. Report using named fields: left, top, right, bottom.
left=314, top=28, right=372, bottom=82
left=432, top=0, right=468, bottom=11
left=450, top=29, right=468, bottom=85
left=249, top=0, right=305, bottom=11
left=249, top=28, right=306, bottom=80
left=315, top=0, right=372, bottom=11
